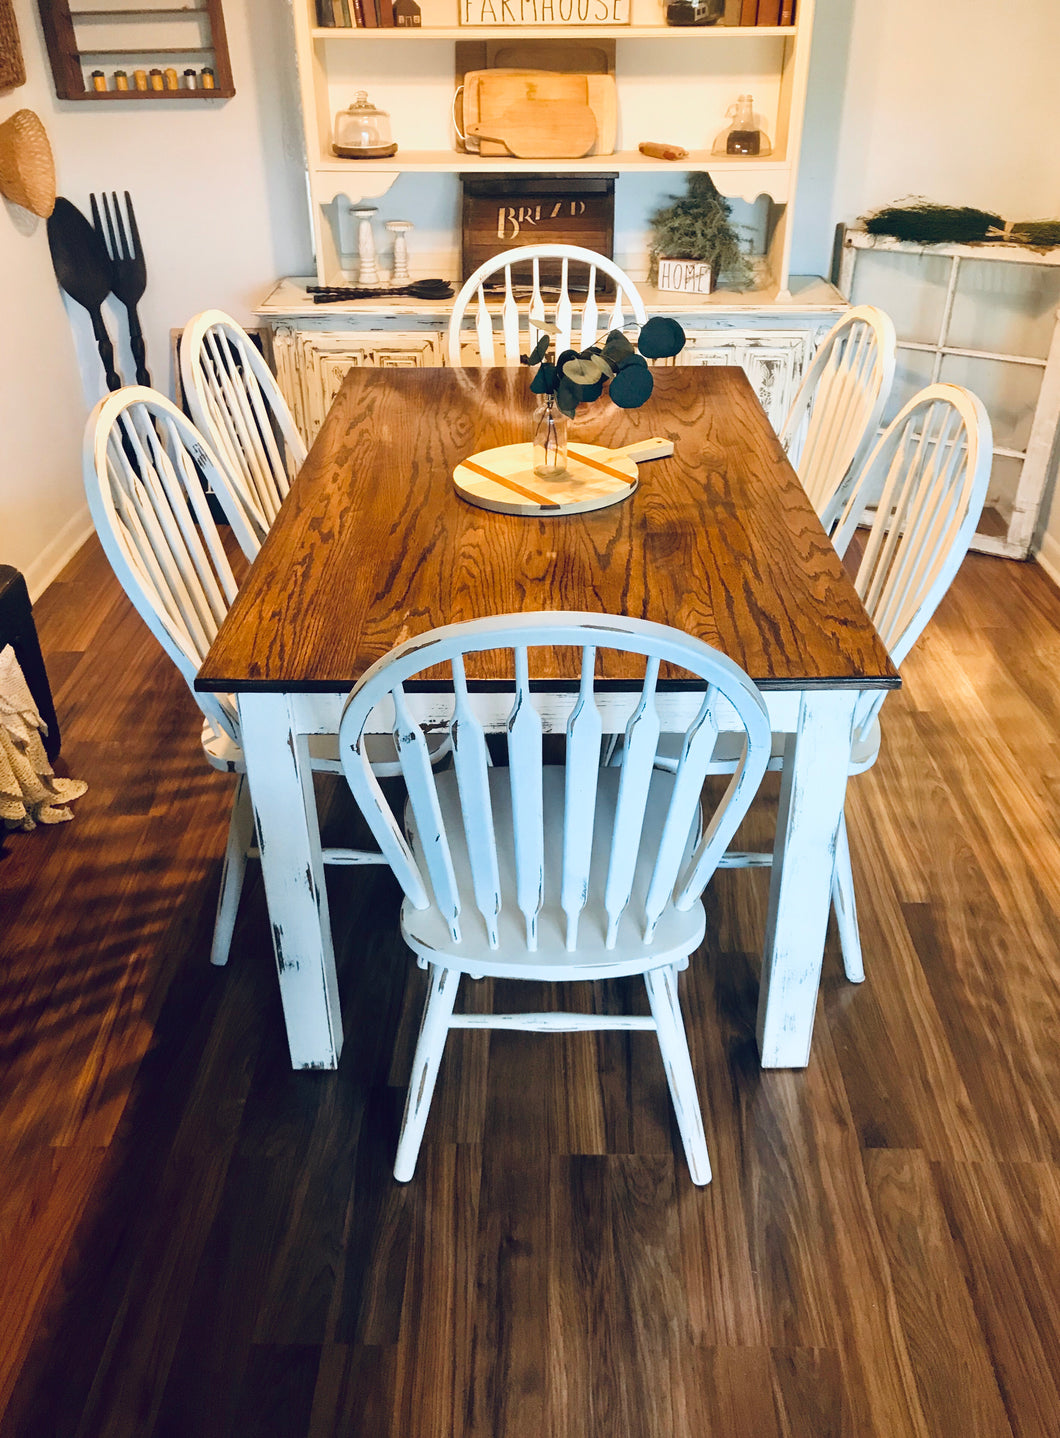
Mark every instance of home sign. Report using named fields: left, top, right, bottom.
left=459, top=0, right=629, bottom=25
left=657, top=258, right=716, bottom=296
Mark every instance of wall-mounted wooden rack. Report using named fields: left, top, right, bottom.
left=37, top=1, right=234, bottom=100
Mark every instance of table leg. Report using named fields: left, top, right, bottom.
left=238, top=693, right=343, bottom=1070
left=756, top=689, right=858, bottom=1068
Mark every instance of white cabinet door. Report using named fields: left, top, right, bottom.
left=270, top=326, right=443, bottom=441
left=678, top=330, right=815, bottom=431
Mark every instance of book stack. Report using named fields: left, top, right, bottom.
left=316, top=0, right=420, bottom=24
left=732, top=0, right=796, bottom=22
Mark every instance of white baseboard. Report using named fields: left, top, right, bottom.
left=23, top=506, right=94, bottom=602
left=1034, top=530, right=1060, bottom=591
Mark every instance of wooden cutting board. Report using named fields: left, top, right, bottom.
left=462, top=69, right=616, bottom=157
left=453, top=443, right=639, bottom=516
left=468, top=100, right=598, bottom=160
left=475, top=71, right=586, bottom=156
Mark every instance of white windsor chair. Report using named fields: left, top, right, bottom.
left=653, top=382, right=991, bottom=985
left=778, top=305, right=897, bottom=532
left=179, top=309, right=307, bottom=557
left=338, top=612, right=772, bottom=1185
left=446, top=244, right=648, bottom=368
left=824, top=382, right=991, bottom=979
left=83, top=387, right=386, bottom=968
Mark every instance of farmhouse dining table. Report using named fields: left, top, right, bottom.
left=196, top=363, right=898, bottom=1072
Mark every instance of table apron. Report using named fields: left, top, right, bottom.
left=284, top=687, right=804, bottom=737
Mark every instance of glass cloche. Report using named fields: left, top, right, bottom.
left=333, top=91, right=398, bottom=159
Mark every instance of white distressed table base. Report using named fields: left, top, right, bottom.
left=238, top=693, right=343, bottom=1070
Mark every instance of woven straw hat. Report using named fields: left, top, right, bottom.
left=0, top=109, right=56, bottom=218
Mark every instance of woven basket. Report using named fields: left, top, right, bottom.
left=0, top=0, right=26, bottom=91
left=0, top=109, right=56, bottom=218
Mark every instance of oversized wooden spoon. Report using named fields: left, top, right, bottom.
left=47, top=197, right=121, bottom=391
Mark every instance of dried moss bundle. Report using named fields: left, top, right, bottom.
left=647, top=173, right=753, bottom=289
left=863, top=201, right=1003, bottom=244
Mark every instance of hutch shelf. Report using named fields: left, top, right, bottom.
left=290, top=0, right=816, bottom=295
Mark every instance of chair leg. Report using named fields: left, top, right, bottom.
left=210, top=774, right=255, bottom=967
left=394, top=964, right=460, bottom=1182
left=644, top=964, right=712, bottom=1186
left=832, top=809, right=864, bottom=983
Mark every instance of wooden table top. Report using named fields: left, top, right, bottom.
left=196, top=365, right=899, bottom=695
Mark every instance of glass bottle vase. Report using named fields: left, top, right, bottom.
left=532, top=397, right=569, bottom=479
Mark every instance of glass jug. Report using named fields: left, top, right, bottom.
left=712, top=95, right=772, bottom=157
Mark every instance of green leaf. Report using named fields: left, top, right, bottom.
left=554, top=375, right=582, bottom=419
left=561, top=356, right=603, bottom=385
left=637, top=316, right=687, bottom=360
left=602, top=330, right=635, bottom=364
left=529, top=334, right=551, bottom=365
left=575, top=377, right=604, bottom=403
left=529, top=362, right=557, bottom=394
left=607, top=363, right=654, bottom=409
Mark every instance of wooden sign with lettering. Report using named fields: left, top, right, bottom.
left=657, top=258, right=716, bottom=295
left=459, top=0, right=629, bottom=26
left=462, top=175, right=615, bottom=284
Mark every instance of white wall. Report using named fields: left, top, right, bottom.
left=4, top=0, right=1060, bottom=594
left=0, top=0, right=310, bottom=597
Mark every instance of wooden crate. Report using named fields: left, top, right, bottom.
left=461, top=175, right=615, bottom=289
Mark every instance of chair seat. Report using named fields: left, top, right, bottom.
left=848, top=715, right=881, bottom=775
left=400, top=764, right=705, bottom=980
left=654, top=728, right=784, bottom=774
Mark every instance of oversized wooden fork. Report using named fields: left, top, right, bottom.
left=90, top=190, right=150, bottom=385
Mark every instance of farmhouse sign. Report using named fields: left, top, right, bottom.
left=459, top=0, right=630, bottom=25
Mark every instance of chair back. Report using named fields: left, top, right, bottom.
left=180, top=309, right=307, bottom=555
left=831, top=382, right=991, bottom=735
left=83, top=386, right=256, bottom=746
left=779, top=305, right=897, bottom=530
left=446, top=245, right=648, bottom=367
left=339, top=613, right=770, bottom=955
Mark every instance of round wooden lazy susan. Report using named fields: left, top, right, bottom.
left=453, top=442, right=639, bottom=517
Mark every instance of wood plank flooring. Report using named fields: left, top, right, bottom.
left=3, top=535, right=1060, bottom=1436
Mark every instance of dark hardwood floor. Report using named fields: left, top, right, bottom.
left=3, top=535, right=1060, bottom=1437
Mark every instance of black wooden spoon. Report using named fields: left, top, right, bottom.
left=47, top=197, right=122, bottom=391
